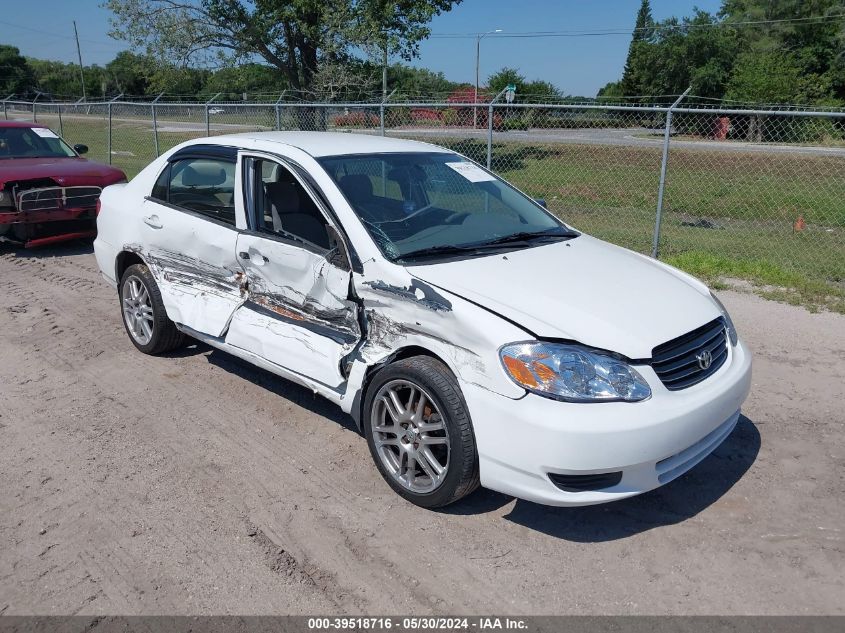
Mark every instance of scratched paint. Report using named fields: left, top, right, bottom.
left=122, top=242, right=245, bottom=337
left=362, top=279, right=452, bottom=312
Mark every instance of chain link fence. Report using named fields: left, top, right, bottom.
left=4, top=96, right=844, bottom=310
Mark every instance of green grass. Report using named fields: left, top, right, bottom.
left=663, top=251, right=845, bottom=314
left=432, top=137, right=844, bottom=312
left=27, top=114, right=844, bottom=312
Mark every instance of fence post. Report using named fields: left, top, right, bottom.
left=651, top=87, right=691, bottom=259
left=2, top=94, right=14, bottom=120
left=487, top=87, right=508, bottom=169
left=107, top=101, right=112, bottom=164
left=32, top=92, right=42, bottom=122
left=57, top=103, right=63, bottom=137
left=275, top=91, right=286, bottom=131
left=152, top=92, right=164, bottom=157
left=380, top=89, right=396, bottom=137
left=205, top=92, right=221, bottom=136
left=107, top=93, right=123, bottom=166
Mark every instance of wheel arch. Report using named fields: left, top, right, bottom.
left=350, top=344, right=455, bottom=433
left=115, top=250, right=147, bottom=285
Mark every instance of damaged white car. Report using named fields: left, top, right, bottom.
left=94, top=132, right=752, bottom=508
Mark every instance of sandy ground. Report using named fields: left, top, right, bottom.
left=0, top=243, right=843, bottom=616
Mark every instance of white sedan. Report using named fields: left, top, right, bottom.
left=94, top=132, right=752, bottom=508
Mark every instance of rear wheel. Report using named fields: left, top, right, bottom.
left=363, top=356, right=479, bottom=508
left=119, top=263, right=184, bottom=355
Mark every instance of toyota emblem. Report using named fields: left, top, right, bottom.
left=696, top=349, right=713, bottom=370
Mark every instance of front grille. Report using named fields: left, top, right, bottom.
left=548, top=471, right=623, bottom=492
left=16, top=186, right=101, bottom=212
left=652, top=317, right=728, bottom=391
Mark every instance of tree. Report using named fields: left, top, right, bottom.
left=0, top=46, right=34, bottom=97
left=27, top=58, right=108, bottom=99
left=487, top=67, right=562, bottom=102
left=597, top=81, right=624, bottom=100
left=725, top=50, right=803, bottom=104
left=105, top=51, right=154, bottom=96
left=610, top=0, right=845, bottom=107
left=487, top=67, right=524, bottom=95
left=201, top=63, right=288, bottom=99
left=722, top=0, right=845, bottom=102
left=105, top=0, right=462, bottom=100
left=620, top=0, right=654, bottom=97
left=385, top=63, right=457, bottom=99
left=615, top=10, right=739, bottom=103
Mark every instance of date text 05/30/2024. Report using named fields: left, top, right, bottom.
left=307, top=617, right=528, bottom=630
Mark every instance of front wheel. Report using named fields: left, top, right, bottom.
left=363, top=356, right=479, bottom=508
left=119, top=263, right=185, bottom=355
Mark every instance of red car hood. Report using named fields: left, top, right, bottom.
left=0, top=157, right=126, bottom=188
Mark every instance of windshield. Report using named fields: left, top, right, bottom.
left=319, top=152, right=575, bottom=261
left=0, top=127, right=77, bottom=160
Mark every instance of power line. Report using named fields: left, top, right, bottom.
left=429, top=13, right=845, bottom=39
left=0, top=19, right=120, bottom=47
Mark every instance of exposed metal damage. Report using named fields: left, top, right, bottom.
left=362, top=279, right=453, bottom=312
left=148, top=248, right=242, bottom=296
left=247, top=276, right=360, bottom=344
left=120, top=239, right=520, bottom=409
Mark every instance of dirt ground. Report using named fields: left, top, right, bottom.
left=1, top=243, right=843, bottom=616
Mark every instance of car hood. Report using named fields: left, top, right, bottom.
left=407, top=235, right=721, bottom=359
left=0, top=157, right=126, bottom=187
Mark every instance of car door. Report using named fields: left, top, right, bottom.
left=140, top=148, right=245, bottom=337
left=224, top=153, right=361, bottom=389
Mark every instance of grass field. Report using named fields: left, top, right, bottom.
left=29, top=113, right=845, bottom=313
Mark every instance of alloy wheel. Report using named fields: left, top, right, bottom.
left=370, top=379, right=450, bottom=493
left=122, top=275, right=154, bottom=345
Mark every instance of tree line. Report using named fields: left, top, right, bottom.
left=600, top=0, right=845, bottom=106
left=0, top=45, right=566, bottom=103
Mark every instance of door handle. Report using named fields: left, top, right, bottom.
left=143, top=214, right=163, bottom=229
left=239, top=251, right=268, bottom=264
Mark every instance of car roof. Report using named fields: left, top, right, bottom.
left=0, top=120, right=50, bottom=129
left=194, top=131, right=451, bottom=158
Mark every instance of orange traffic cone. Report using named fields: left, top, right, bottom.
left=793, top=215, right=806, bottom=232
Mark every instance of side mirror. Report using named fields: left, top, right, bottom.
left=73, top=144, right=89, bottom=155
left=534, top=198, right=547, bottom=208
left=325, top=224, right=351, bottom=271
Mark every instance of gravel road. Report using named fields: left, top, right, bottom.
left=1, top=243, right=843, bottom=615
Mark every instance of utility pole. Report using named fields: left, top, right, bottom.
left=73, top=21, right=87, bottom=101
left=474, top=29, right=501, bottom=129
left=382, top=43, right=388, bottom=101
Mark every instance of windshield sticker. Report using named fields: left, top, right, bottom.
left=31, top=127, right=59, bottom=138
left=445, top=161, right=496, bottom=182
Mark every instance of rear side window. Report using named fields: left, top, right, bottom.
left=150, top=158, right=236, bottom=226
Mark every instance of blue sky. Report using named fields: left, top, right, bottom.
left=1, top=0, right=723, bottom=97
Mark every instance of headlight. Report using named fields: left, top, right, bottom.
left=0, top=190, right=15, bottom=210
left=710, top=292, right=738, bottom=346
left=500, top=342, right=651, bottom=403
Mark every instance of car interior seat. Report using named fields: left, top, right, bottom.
left=263, top=180, right=329, bottom=249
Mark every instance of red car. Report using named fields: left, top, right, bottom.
left=0, top=121, right=126, bottom=247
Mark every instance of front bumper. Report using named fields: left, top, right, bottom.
left=463, top=338, right=752, bottom=506
left=0, top=207, right=97, bottom=247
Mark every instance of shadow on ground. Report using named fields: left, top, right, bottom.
left=192, top=340, right=760, bottom=541
left=3, top=240, right=95, bottom=258
left=204, top=348, right=359, bottom=434
left=444, top=415, right=760, bottom=542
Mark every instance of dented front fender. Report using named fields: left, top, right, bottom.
left=341, top=261, right=530, bottom=416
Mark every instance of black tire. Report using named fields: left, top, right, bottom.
left=363, top=355, right=479, bottom=508
left=119, top=263, right=185, bottom=355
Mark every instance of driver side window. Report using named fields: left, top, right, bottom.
left=151, top=158, right=236, bottom=226
left=249, top=158, right=331, bottom=251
